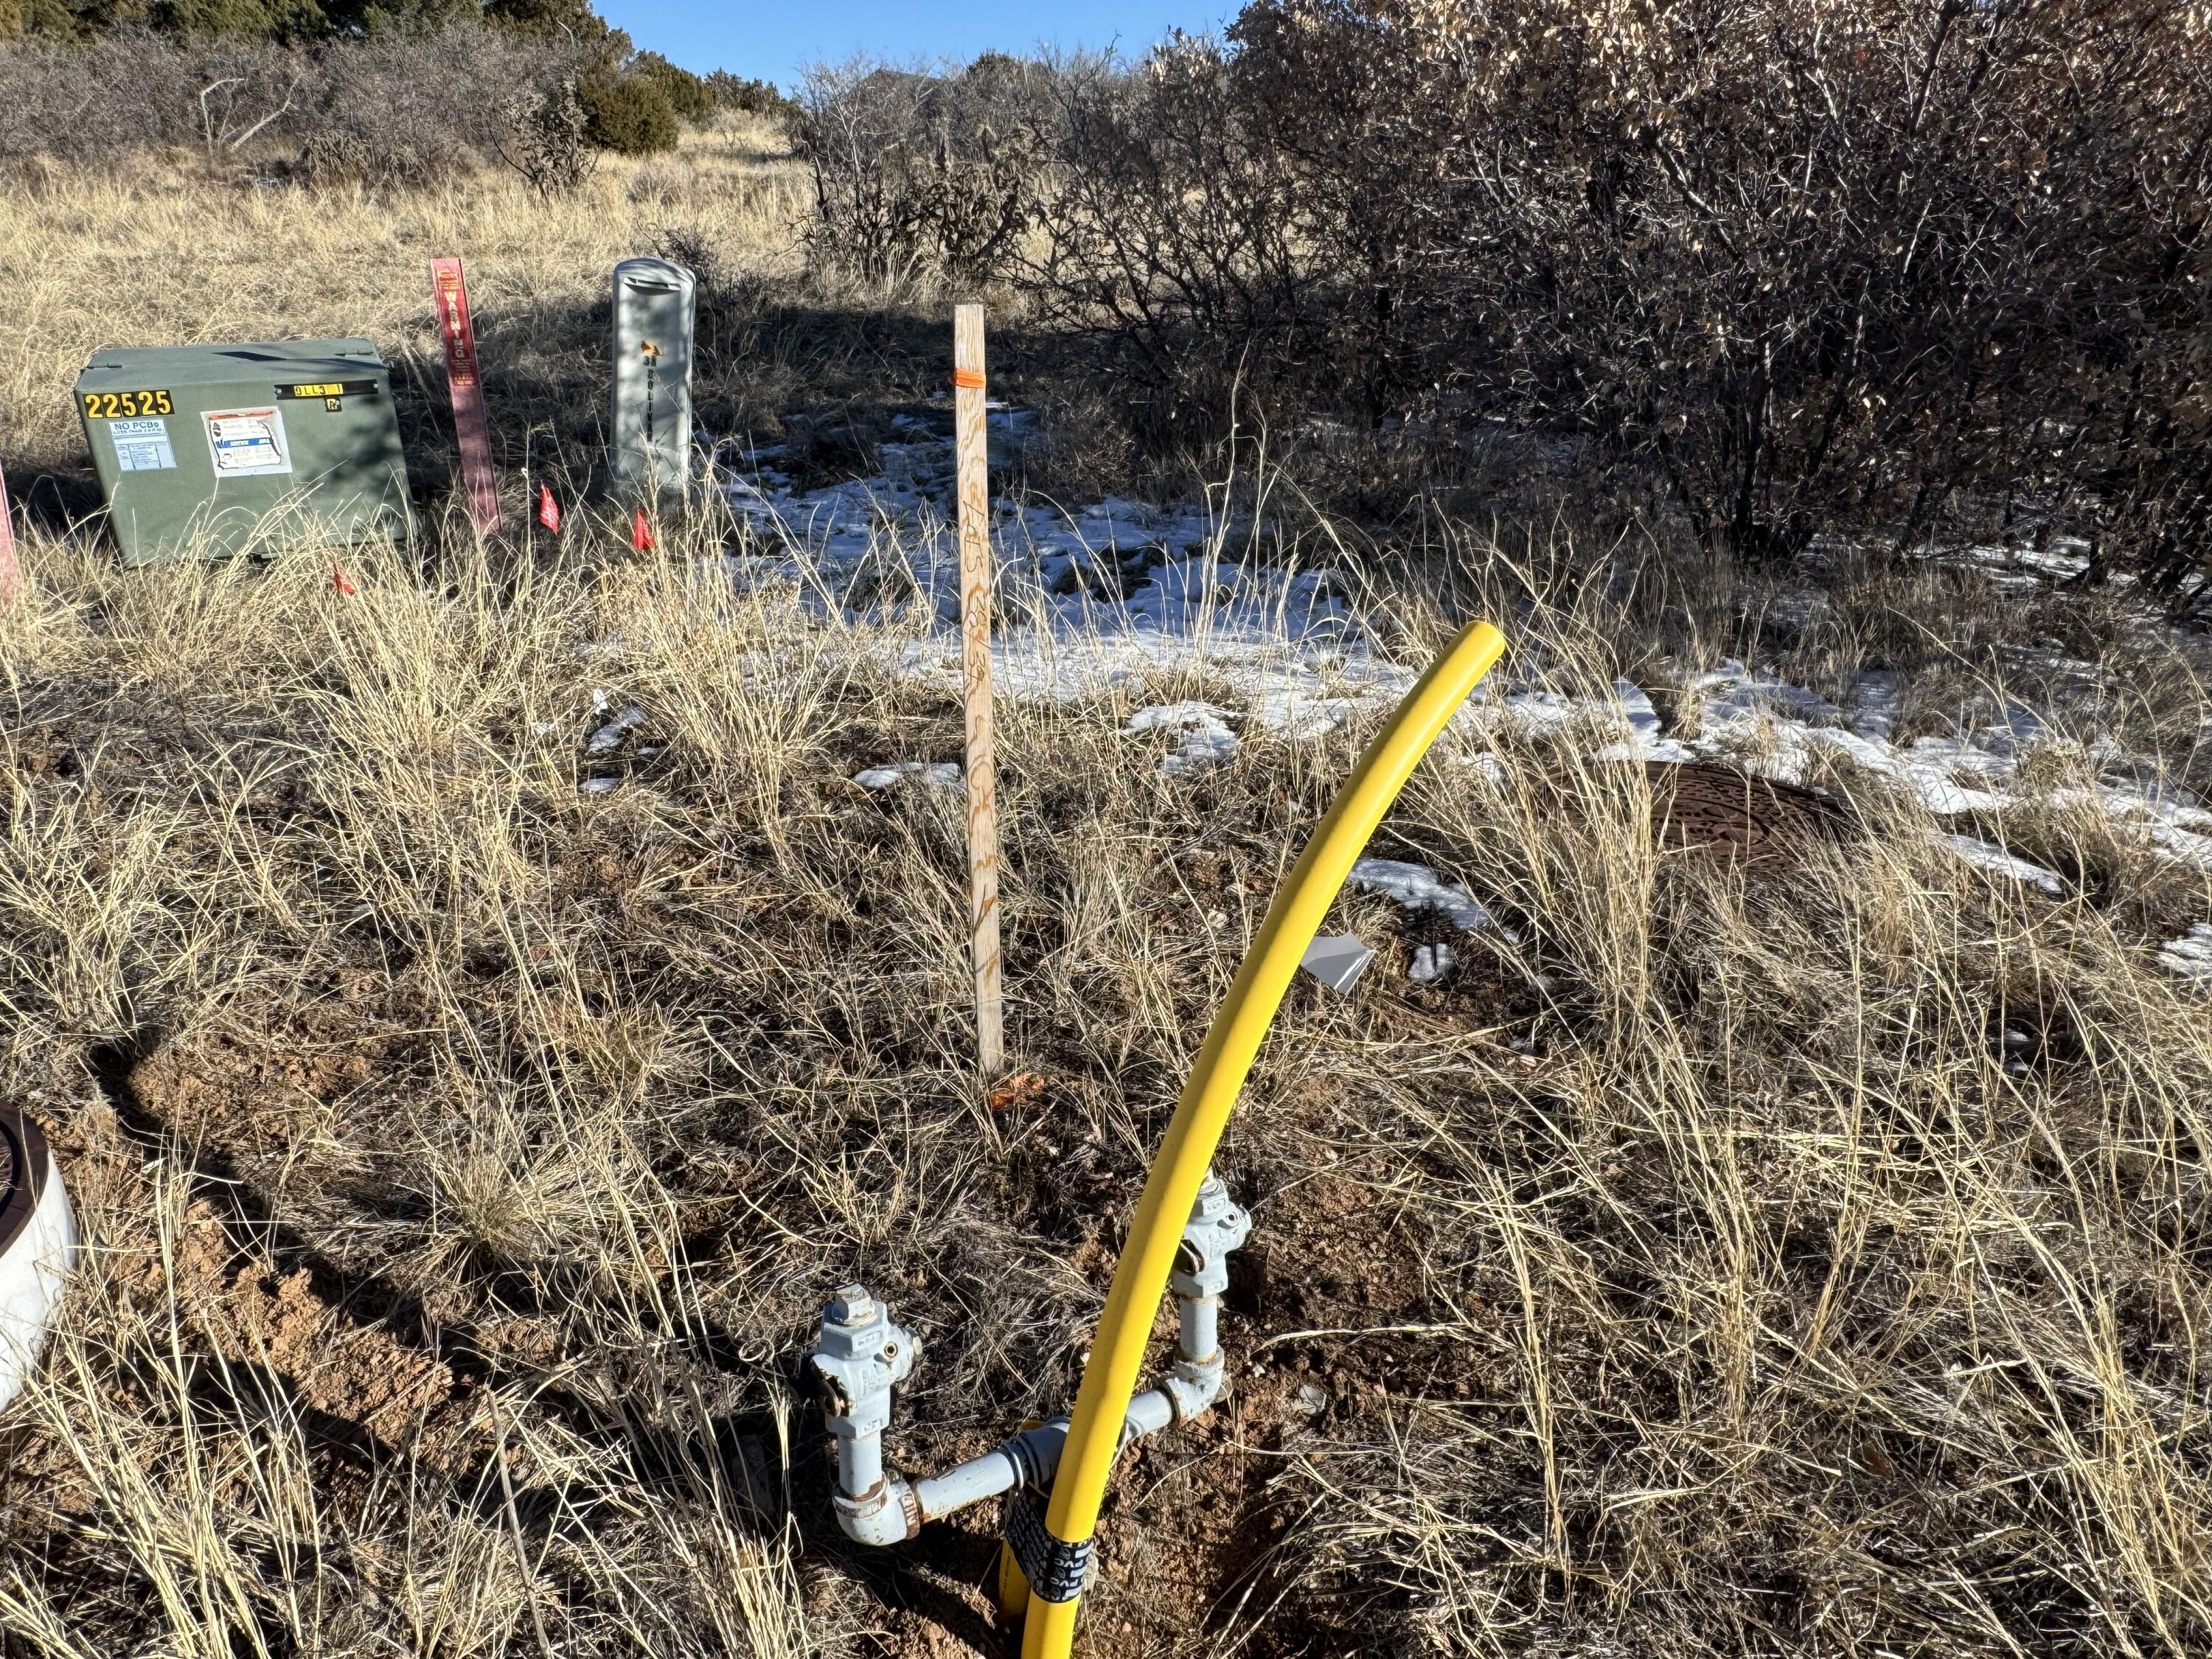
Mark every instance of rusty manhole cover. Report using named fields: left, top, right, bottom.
left=1643, top=761, right=1850, bottom=866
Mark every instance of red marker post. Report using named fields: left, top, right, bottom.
left=0, top=457, right=18, bottom=605
left=429, top=257, right=501, bottom=537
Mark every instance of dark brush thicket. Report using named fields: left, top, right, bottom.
left=0, top=0, right=719, bottom=171
left=0, top=27, right=573, bottom=176
left=802, top=1, right=2212, bottom=611
left=795, top=53, right=1059, bottom=288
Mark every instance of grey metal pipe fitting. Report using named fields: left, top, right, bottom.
left=812, top=1173, right=1252, bottom=1548
left=808, top=1284, right=919, bottom=1547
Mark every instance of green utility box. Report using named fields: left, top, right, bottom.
left=75, top=338, right=413, bottom=566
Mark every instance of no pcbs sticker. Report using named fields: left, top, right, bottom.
left=109, top=417, right=178, bottom=473
left=204, top=407, right=293, bottom=477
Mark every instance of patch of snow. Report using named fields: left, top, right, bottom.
left=891, top=631, right=1416, bottom=745
left=714, top=414, right=2212, bottom=883
left=854, top=762, right=964, bottom=792
left=2015, top=544, right=2093, bottom=580
left=1850, top=670, right=1905, bottom=740
left=2089, top=789, right=2212, bottom=866
left=1616, top=679, right=1663, bottom=745
left=1593, top=679, right=1699, bottom=762
left=1409, top=942, right=1456, bottom=984
left=1938, top=833, right=2066, bottom=897
left=1349, top=858, right=1510, bottom=939
left=1127, top=701, right=1240, bottom=773
left=2157, top=925, right=2212, bottom=985
left=1467, top=752, right=1510, bottom=791
left=585, top=704, right=647, bottom=757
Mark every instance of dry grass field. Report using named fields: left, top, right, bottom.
left=3, top=120, right=2212, bottom=1659
left=0, top=117, right=813, bottom=486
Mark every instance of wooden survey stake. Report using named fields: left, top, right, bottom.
left=0, top=456, right=18, bottom=605
left=429, top=257, right=502, bottom=537
left=953, top=304, right=1004, bottom=1079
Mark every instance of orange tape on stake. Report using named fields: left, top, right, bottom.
left=953, top=367, right=987, bottom=391
left=430, top=257, right=502, bottom=537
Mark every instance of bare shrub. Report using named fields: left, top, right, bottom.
left=292, top=128, right=428, bottom=188
left=796, top=52, right=1054, bottom=287
left=498, top=74, right=592, bottom=195
left=0, top=29, right=273, bottom=161
left=306, top=24, right=576, bottom=175
left=1225, top=0, right=2211, bottom=575
left=1018, top=36, right=1323, bottom=446
left=972, top=1, right=2211, bottom=602
left=0, top=24, right=580, bottom=178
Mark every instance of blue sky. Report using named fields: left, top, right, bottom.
left=597, top=1, right=1228, bottom=82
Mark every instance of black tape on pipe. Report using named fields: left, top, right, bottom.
left=1004, top=1492, right=1091, bottom=1603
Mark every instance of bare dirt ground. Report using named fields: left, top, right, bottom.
left=3, top=124, right=2212, bottom=1659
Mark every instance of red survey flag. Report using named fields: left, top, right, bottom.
left=537, top=484, right=561, bottom=533
left=631, top=507, right=655, bottom=552
left=331, top=560, right=356, bottom=596
left=429, top=257, right=501, bottom=537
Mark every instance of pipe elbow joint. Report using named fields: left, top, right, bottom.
left=833, top=1475, right=920, bottom=1546
left=1163, top=1353, right=1225, bottom=1424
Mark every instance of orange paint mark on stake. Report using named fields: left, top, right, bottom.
left=429, top=257, right=502, bottom=537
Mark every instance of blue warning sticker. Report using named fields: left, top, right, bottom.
left=110, top=417, right=177, bottom=473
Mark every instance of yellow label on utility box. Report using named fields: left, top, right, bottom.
left=82, top=389, right=175, bottom=420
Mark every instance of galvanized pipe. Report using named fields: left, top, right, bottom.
left=814, top=1175, right=1249, bottom=1547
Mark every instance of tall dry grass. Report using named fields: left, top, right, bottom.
left=0, top=472, right=2206, bottom=1658
left=2, top=111, right=2212, bottom=1659
left=0, top=117, right=810, bottom=479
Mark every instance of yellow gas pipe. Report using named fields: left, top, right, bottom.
left=1018, top=619, right=1507, bottom=1658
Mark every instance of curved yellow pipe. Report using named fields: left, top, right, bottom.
left=1020, top=619, right=1506, bottom=1658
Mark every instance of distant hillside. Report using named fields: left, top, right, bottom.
left=0, top=0, right=794, bottom=171
left=0, top=0, right=605, bottom=43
